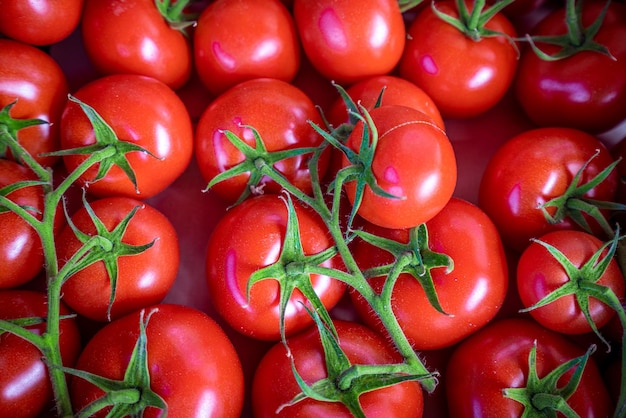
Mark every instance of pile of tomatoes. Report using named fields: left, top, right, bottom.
left=1, top=0, right=626, bottom=417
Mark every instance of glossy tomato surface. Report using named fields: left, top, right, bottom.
left=0, top=290, right=81, bottom=418
left=252, top=319, right=424, bottom=417
left=81, top=0, right=192, bottom=89
left=194, top=0, right=301, bottom=96
left=0, top=38, right=69, bottom=167
left=446, top=318, right=613, bottom=417
left=57, top=196, right=180, bottom=322
left=70, top=304, right=245, bottom=417
left=195, top=77, right=327, bottom=204
left=350, top=197, right=509, bottom=350
left=342, top=105, right=457, bottom=229
left=516, top=229, right=625, bottom=335
left=293, top=0, right=406, bottom=84
left=0, top=159, right=44, bottom=288
left=60, top=74, right=193, bottom=199
left=205, top=194, right=345, bottom=340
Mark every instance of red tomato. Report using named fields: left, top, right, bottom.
left=514, top=1, right=626, bottom=134
left=60, top=74, right=193, bottom=199
left=446, top=318, right=613, bottom=417
left=342, top=105, right=456, bottom=229
left=195, top=78, right=327, bottom=204
left=399, top=0, right=518, bottom=118
left=205, top=194, right=345, bottom=341
left=81, top=0, right=192, bottom=89
left=478, top=127, right=619, bottom=253
left=70, top=304, right=245, bottom=417
left=57, top=196, right=180, bottom=322
left=0, top=0, right=83, bottom=46
left=194, top=0, right=301, bottom=96
left=350, top=197, right=509, bottom=350
left=0, top=290, right=81, bottom=418
left=0, top=39, right=69, bottom=167
left=292, top=0, right=406, bottom=84
left=251, top=319, right=424, bottom=417
left=0, top=159, right=44, bottom=288
left=516, top=229, right=625, bottom=335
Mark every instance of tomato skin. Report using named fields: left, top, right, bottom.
left=342, top=105, right=456, bottom=230
left=56, top=197, right=180, bottom=322
left=514, top=1, right=626, bottom=134
left=70, top=303, right=245, bottom=417
left=251, top=319, right=424, bottom=417
left=399, top=1, right=518, bottom=118
left=60, top=74, right=193, bottom=199
left=195, top=78, right=327, bottom=204
left=446, top=318, right=612, bottom=417
left=350, top=197, right=509, bottom=350
left=516, top=229, right=625, bottom=335
left=205, top=194, right=345, bottom=341
left=0, top=290, right=81, bottom=418
left=81, top=0, right=192, bottom=89
left=293, top=0, right=406, bottom=84
left=478, top=127, right=619, bottom=253
left=194, top=0, right=301, bottom=96
left=0, top=0, right=83, bottom=46
left=0, top=39, right=69, bottom=167
left=0, top=159, right=44, bottom=289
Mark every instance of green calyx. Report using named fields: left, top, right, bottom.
left=44, top=95, right=159, bottom=194
left=52, top=308, right=168, bottom=418
left=540, top=151, right=626, bottom=238
left=519, top=228, right=624, bottom=352
left=279, top=307, right=434, bottom=418
left=205, top=126, right=319, bottom=207
left=354, top=223, right=454, bottom=316
left=524, top=0, right=614, bottom=61
left=503, top=341, right=596, bottom=418
left=60, top=193, right=156, bottom=321
left=246, top=193, right=344, bottom=342
left=432, top=0, right=516, bottom=42
left=154, top=0, right=197, bottom=34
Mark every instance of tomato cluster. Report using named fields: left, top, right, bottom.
left=1, top=0, right=625, bottom=417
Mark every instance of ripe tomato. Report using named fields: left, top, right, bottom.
left=342, top=105, right=456, bottom=229
left=446, top=318, right=613, bottom=417
left=81, top=0, right=192, bottom=89
left=399, top=0, right=518, bottom=118
left=70, top=304, right=245, bottom=417
left=0, top=159, right=44, bottom=289
left=292, top=0, right=406, bottom=84
left=0, top=0, right=83, bottom=46
left=56, top=196, right=180, bottom=322
left=478, top=127, right=619, bottom=253
left=0, top=38, right=69, bottom=167
left=251, top=319, right=424, bottom=417
left=60, top=74, right=193, bottom=199
left=194, top=0, right=301, bottom=96
left=516, top=229, right=625, bottom=335
left=0, top=290, right=81, bottom=418
left=205, top=194, right=345, bottom=341
left=350, top=197, right=509, bottom=350
left=195, top=78, right=327, bottom=204
left=514, top=1, right=626, bottom=134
